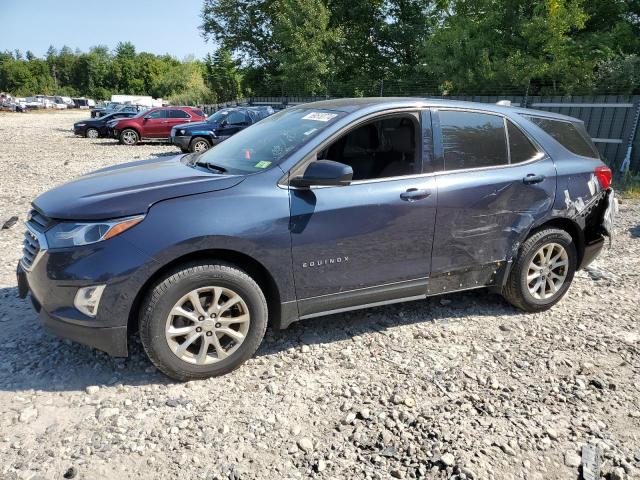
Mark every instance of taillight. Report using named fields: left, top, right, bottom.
left=595, top=165, right=612, bottom=189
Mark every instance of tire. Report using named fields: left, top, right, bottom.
left=502, top=228, right=577, bottom=312
left=189, top=137, right=211, bottom=153
left=119, top=128, right=139, bottom=145
left=85, top=128, right=99, bottom=139
left=139, top=262, right=268, bottom=381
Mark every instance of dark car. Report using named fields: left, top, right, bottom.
left=91, top=102, right=121, bottom=118
left=112, top=106, right=207, bottom=145
left=73, top=111, right=138, bottom=138
left=170, top=106, right=274, bottom=153
left=17, top=98, right=616, bottom=381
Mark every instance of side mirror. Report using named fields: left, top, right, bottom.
left=290, top=160, right=353, bottom=188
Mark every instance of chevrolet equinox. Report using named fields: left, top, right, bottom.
left=17, top=98, right=616, bottom=380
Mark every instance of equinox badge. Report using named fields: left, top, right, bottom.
left=302, top=256, right=349, bottom=268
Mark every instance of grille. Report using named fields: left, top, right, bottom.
left=22, top=229, right=40, bottom=269
left=21, top=209, right=54, bottom=270
left=28, top=209, right=54, bottom=230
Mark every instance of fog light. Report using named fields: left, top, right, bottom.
left=74, top=285, right=106, bottom=317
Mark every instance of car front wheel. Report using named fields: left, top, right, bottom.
left=190, top=137, right=211, bottom=153
left=85, top=128, right=99, bottom=139
left=120, top=129, right=139, bottom=146
left=502, top=228, right=577, bottom=312
left=139, top=262, right=268, bottom=381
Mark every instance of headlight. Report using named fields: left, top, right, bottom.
left=76, top=123, right=86, bottom=127
left=179, top=129, right=185, bottom=135
left=45, top=215, right=144, bottom=248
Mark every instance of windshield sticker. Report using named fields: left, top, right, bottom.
left=304, top=128, right=318, bottom=136
left=302, top=112, right=338, bottom=122
left=254, top=160, right=272, bottom=169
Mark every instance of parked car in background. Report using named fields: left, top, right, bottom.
left=112, top=106, right=206, bottom=145
left=170, top=106, right=274, bottom=153
left=16, top=98, right=615, bottom=381
left=73, top=111, right=138, bottom=138
left=91, top=102, right=121, bottom=118
left=73, top=98, right=95, bottom=109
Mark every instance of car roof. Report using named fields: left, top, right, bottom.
left=298, top=97, right=581, bottom=123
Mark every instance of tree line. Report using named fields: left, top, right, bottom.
left=1, top=0, right=639, bottom=102
left=0, top=42, right=240, bottom=104
left=202, top=0, right=640, bottom=97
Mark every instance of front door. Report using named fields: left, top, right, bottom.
left=288, top=111, right=437, bottom=318
left=430, top=109, right=556, bottom=285
left=143, top=109, right=168, bottom=138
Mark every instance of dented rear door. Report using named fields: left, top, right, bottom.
left=430, top=109, right=556, bottom=279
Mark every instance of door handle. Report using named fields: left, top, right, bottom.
left=400, top=188, right=431, bottom=201
left=523, top=174, right=545, bottom=185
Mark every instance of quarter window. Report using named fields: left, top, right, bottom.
left=439, top=111, right=508, bottom=170
left=524, top=116, right=599, bottom=158
left=507, top=120, right=540, bottom=163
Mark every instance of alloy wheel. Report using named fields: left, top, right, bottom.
left=86, top=128, right=99, bottom=139
left=165, top=286, right=251, bottom=365
left=193, top=140, right=209, bottom=152
left=122, top=130, right=137, bottom=145
left=527, top=242, right=569, bottom=300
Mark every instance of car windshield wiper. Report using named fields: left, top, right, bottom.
left=195, top=160, right=227, bottom=174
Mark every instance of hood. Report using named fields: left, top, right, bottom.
left=179, top=120, right=220, bottom=131
left=33, top=155, right=244, bottom=221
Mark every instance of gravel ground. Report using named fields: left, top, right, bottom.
left=0, top=110, right=639, bottom=480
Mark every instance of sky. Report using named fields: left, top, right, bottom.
left=0, top=0, right=212, bottom=59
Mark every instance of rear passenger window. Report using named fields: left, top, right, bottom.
left=169, top=110, right=191, bottom=119
left=439, top=111, right=507, bottom=170
left=507, top=120, right=540, bottom=163
left=525, top=116, right=599, bottom=158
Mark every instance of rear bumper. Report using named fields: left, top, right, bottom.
left=579, top=235, right=605, bottom=269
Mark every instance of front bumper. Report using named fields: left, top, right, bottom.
left=17, top=231, right=158, bottom=358
left=170, top=134, right=191, bottom=150
left=73, top=126, right=86, bottom=136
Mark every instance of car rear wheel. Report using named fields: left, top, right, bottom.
left=139, top=262, right=268, bottom=381
left=85, top=128, right=99, bottom=139
left=190, top=137, right=211, bottom=153
left=120, top=129, right=139, bottom=146
left=502, top=228, right=577, bottom=312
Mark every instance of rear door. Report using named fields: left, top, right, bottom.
left=166, top=109, right=193, bottom=136
left=430, top=109, right=556, bottom=286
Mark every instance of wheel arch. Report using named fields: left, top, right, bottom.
left=190, top=136, right=212, bottom=147
left=127, top=248, right=282, bottom=335
left=527, top=217, right=585, bottom=266
left=495, top=216, right=585, bottom=292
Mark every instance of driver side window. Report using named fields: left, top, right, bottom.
left=226, top=111, right=248, bottom=125
left=317, top=114, right=419, bottom=180
left=146, top=109, right=166, bottom=119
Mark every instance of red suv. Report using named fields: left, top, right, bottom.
left=113, top=107, right=206, bottom=145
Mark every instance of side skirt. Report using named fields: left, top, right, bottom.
left=279, top=262, right=506, bottom=328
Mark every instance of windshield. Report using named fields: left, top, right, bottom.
left=196, top=108, right=344, bottom=174
left=207, top=109, right=232, bottom=123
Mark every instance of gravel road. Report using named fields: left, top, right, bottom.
left=0, top=110, right=639, bottom=480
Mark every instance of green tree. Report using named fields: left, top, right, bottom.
left=204, top=48, right=243, bottom=101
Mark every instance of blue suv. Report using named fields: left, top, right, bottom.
left=17, top=98, right=616, bottom=380
left=170, top=106, right=274, bottom=153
